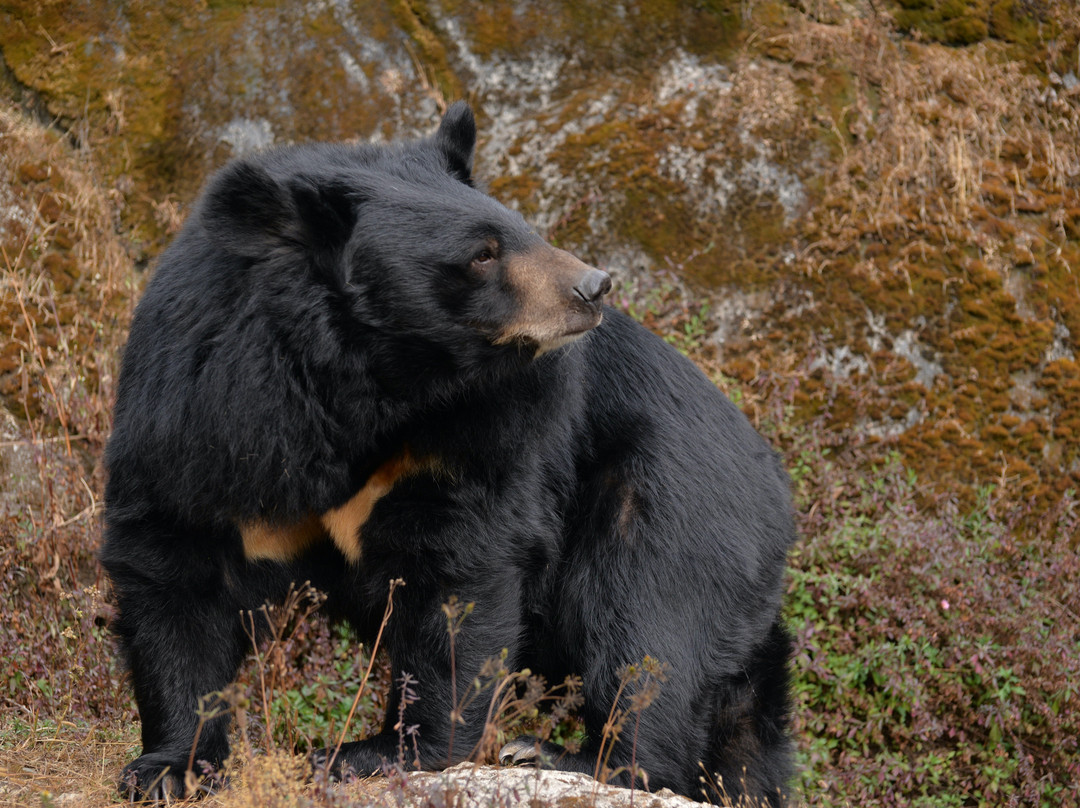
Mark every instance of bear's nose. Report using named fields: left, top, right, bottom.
left=574, top=269, right=612, bottom=306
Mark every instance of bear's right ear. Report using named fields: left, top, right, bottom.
left=285, top=175, right=358, bottom=255
left=435, top=101, right=476, bottom=184
left=202, top=161, right=357, bottom=258
left=202, top=161, right=292, bottom=258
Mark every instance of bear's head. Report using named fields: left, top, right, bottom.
left=198, top=102, right=611, bottom=381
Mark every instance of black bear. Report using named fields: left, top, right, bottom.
left=101, top=102, right=796, bottom=804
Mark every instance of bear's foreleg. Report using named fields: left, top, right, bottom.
left=103, top=523, right=252, bottom=801
left=312, top=521, right=528, bottom=780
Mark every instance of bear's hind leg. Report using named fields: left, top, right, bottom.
left=704, top=622, right=794, bottom=808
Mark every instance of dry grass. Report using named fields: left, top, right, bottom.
left=0, top=721, right=135, bottom=807
left=1, top=97, right=136, bottom=521
left=1, top=97, right=138, bottom=807
left=784, top=15, right=1080, bottom=263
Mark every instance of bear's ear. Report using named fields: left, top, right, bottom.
left=435, top=101, right=476, bottom=184
left=202, top=161, right=358, bottom=258
left=202, top=161, right=291, bottom=258
left=285, top=175, right=358, bottom=254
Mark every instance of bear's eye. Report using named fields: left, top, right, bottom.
left=470, top=247, right=498, bottom=270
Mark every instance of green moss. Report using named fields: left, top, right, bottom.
left=0, top=2, right=211, bottom=250
left=945, top=12, right=990, bottom=43
left=0, top=1, right=427, bottom=253
left=988, top=0, right=1044, bottom=46
left=894, top=0, right=991, bottom=44
left=438, top=0, right=740, bottom=67
left=891, top=0, right=1059, bottom=58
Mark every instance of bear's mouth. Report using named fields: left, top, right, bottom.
left=561, top=304, right=606, bottom=339
left=494, top=297, right=605, bottom=356
left=532, top=316, right=604, bottom=356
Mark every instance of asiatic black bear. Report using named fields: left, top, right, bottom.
left=102, top=102, right=795, bottom=804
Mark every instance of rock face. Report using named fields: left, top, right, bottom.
left=0, top=1, right=744, bottom=253
left=3, top=2, right=1080, bottom=515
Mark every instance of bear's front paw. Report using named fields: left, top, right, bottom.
left=309, top=746, right=358, bottom=783
left=498, top=736, right=564, bottom=768
left=119, top=753, right=223, bottom=802
left=118, top=753, right=187, bottom=802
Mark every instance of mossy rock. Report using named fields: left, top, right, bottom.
left=894, top=0, right=991, bottom=44
left=891, top=0, right=1058, bottom=50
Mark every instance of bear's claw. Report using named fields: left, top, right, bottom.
left=309, top=747, right=358, bottom=783
left=118, top=753, right=225, bottom=802
left=498, top=736, right=563, bottom=768
left=118, top=755, right=186, bottom=803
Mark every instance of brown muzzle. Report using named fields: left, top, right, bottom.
left=496, top=243, right=611, bottom=353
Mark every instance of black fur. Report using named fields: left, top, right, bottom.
left=101, top=102, right=796, bottom=804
